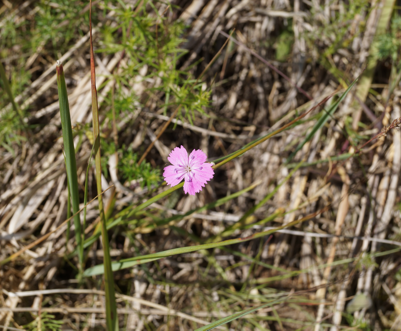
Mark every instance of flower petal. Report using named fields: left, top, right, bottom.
left=167, top=146, right=188, bottom=167
left=192, top=163, right=214, bottom=186
left=163, top=165, right=184, bottom=187
left=183, top=176, right=201, bottom=195
left=188, top=149, right=207, bottom=168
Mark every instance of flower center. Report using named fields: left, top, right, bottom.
left=185, top=166, right=192, bottom=173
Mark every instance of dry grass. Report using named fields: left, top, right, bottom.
left=1, top=0, right=401, bottom=330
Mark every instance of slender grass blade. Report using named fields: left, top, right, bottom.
left=56, top=61, right=84, bottom=271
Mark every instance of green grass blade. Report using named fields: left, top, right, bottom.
left=214, top=209, right=283, bottom=243
left=286, top=79, right=358, bottom=163
left=253, top=247, right=401, bottom=284
left=83, top=207, right=327, bottom=276
left=56, top=62, right=83, bottom=271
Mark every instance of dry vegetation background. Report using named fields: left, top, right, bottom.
left=2, top=0, right=401, bottom=330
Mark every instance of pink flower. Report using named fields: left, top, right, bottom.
left=163, top=146, right=214, bottom=195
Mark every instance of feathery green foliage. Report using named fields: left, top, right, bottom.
left=23, top=312, right=64, bottom=331
left=119, top=149, right=160, bottom=189
left=101, top=1, right=211, bottom=123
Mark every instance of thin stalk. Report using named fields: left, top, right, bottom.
left=88, top=0, right=118, bottom=329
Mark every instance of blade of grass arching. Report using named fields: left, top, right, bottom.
left=194, top=297, right=288, bottom=331
left=286, top=79, right=358, bottom=163
left=56, top=62, right=84, bottom=272
left=88, top=1, right=118, bottom=330
left=83, top=204, right=332, bottom=276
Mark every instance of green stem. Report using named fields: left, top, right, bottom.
left=89, top=0, right=118, bottom=329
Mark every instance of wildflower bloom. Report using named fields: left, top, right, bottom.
left=163, top=146, right=214, bottom=195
